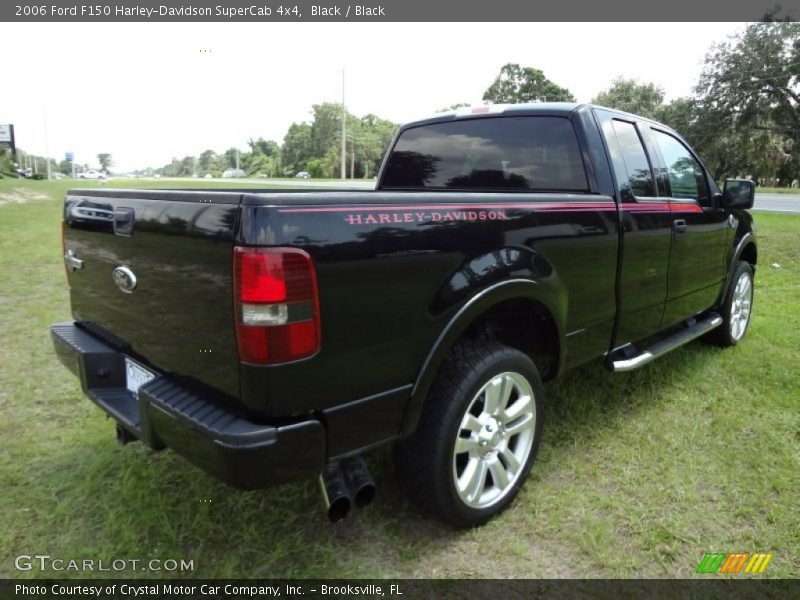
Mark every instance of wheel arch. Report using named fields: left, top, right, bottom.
left=716, top=230, right=757, bottom=307
left=739, top=240, right=757, bottom=267
left=399, top=279, right=564, bottom=437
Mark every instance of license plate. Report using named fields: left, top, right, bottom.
left=125, top=358, right=156, bottom=394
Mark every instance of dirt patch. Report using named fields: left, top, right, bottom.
left=0, top=187, right=52, bottom=206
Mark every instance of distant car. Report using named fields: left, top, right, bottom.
left=53, top=172, right=65, bottom=179
left=17, top=168, right=33, bottom=179
left=204, top=173, right=214, bottom=179
left=79, top=170, right=102, bottom=180
left=295, top=171, right=311, bottom=179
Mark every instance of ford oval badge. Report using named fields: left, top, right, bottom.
left=112, top=266, right=137, bottom=293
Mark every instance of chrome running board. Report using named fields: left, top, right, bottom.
left=610, top=313, right=723, bottom=372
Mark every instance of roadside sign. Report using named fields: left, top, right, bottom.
left=65, top=152, right=74, bottom=162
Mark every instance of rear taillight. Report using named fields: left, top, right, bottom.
left=233, top=247, right=321, bottom=364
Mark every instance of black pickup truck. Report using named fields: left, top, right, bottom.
left=52, top=103, right=757, bottom=527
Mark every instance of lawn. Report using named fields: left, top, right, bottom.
left=0, top=177, right=798, bottom=579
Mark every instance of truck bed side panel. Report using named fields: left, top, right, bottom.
left=237, top=191, right=619, bottom=419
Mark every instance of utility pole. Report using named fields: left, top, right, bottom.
left=43, top=105, right=51, bottom=180
left=350, top=137, right=355, bottom=179
left=235, top=149, right=240, bottom=177
left=340, top=69, right=346, bottom=180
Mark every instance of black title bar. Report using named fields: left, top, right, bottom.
left=3, top=0, right=799, bottom=22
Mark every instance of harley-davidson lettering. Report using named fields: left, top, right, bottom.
left=345, top=210, right=509, bottom=225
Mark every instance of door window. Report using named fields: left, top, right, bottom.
left=652, top=130, right=710, bottom=206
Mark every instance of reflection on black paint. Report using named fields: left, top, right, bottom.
left=446, top=169, right=529, bottom=189
left=431, top=246, right=555, bottom=314
left=66, top=199, right=115, bottom=233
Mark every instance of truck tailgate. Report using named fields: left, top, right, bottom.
left=63, top=190, right=241, bottom=400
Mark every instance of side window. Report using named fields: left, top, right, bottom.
left=652, top=130, right=710, bottom=206
left=608, top=119, right=656, bottom=198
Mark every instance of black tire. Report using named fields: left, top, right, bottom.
left=394, top=341, right=544, bottom=528
left=707, top=261, right=754, bottom=347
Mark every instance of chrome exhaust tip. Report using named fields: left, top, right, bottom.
left=342, top=456, right=376, bottom=508
left=320, top=464, right=352, bottom=523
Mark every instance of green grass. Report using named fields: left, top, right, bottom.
left=1, top=178, right=798, bottom=579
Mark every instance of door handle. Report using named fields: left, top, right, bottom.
left=672, top=219, right=687, bottom=240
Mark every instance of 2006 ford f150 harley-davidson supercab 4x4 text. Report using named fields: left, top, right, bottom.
left=52, top=103, right=757, bottom=527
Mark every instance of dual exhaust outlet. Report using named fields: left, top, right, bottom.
left=320, top=456, right=376, bottom=523
left=117, top=423, right=374, bottom=522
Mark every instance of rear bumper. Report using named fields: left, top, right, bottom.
left=50, top=322, right=325, bottom=489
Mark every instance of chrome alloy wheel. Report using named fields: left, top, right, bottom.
left=452, top=371, right=536, bottom=509
left=730, top=271, right=753, bottom=341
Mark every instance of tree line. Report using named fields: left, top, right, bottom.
left=153, top=105, right=398, bottom=180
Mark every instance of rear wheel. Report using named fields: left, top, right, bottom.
left=708, top=261, right=754, bottom=347
left=395, top=341, right=544, bottom=527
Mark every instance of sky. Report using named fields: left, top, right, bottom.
left=1, top=22, right=746, bottom=172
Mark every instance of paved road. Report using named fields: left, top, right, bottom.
left=753, top=193, right=800, bottom=214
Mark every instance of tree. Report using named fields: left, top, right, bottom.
left=219, top=148, right=240, bottom=171
left=97, top=153, right=113, bottom=172
left=309, top=103, right=345, bottom=164
left=355, top=114, right=398, bottom=178
left=697, top=21, right=800, bottom=139
left=483, top=63, right=575, bottom=104
left=197, top=150, right=216, bottom=175
left=282, top=122, right=312, bottom=174
left=0, top=147, right=16, bottom=177
left=592, top=78, right=665, bottom=119
left=247, top=137, right=280, bottom=157
left=694, top=21, right=800, bottom=182
left=280, top=105, right=399, bottom=178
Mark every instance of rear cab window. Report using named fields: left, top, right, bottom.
left=380, top=116, right=589, bottom=192
left=601, top=118, right=657, bottom=200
